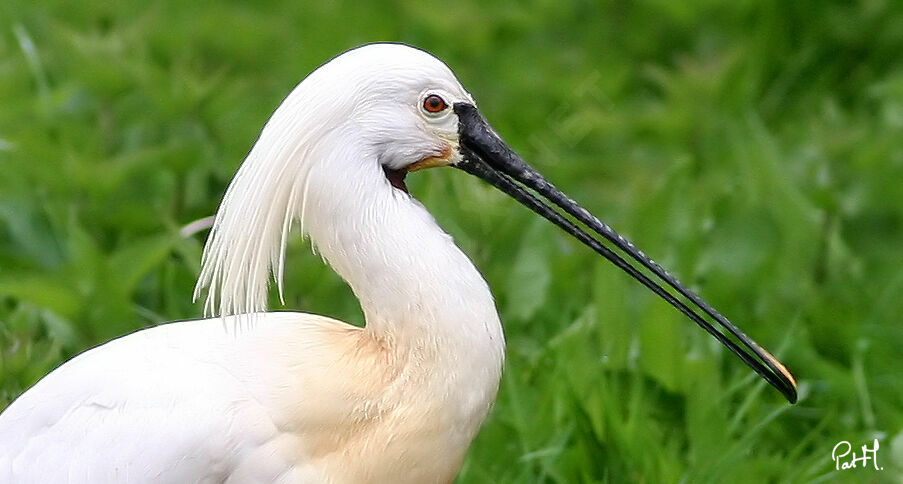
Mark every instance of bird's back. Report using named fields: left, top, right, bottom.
left=0, top=313, right=362, bottom=483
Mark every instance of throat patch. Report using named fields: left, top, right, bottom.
left=382, top=165, right=409, bottom=193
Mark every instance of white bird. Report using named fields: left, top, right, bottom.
left=0, top=43, right=796, bottom=483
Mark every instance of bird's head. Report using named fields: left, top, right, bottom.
left=277, top=43, right=475, bottom=192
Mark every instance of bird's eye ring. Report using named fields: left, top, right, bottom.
left=423, top=94, right=448, bottom=114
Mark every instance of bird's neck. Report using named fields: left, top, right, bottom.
left=303, top=159, right=505, bottom=372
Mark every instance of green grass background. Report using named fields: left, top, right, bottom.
left=1, top=1, right=902, bottom=482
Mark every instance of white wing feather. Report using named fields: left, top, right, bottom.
left=0, top=313, right=347, bottom=483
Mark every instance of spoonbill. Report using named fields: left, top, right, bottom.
left=0, top=43, right=796, bottom=483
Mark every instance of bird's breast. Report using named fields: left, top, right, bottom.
left=263, top=321, right=499, bottom=483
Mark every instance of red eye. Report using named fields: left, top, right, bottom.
left=423, top=94, right=448, bottom=113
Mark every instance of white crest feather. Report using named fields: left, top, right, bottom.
left=193, top=66, right=349, bottom=317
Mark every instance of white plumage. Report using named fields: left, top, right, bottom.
left=1, top=44, right=505, bottom=483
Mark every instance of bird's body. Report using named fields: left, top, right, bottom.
left=1, top=311, right=501, bottom=483
left=0, top=43, right=796, bottom=483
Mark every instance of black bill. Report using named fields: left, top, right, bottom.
left=453, top=102, right=798, bottom=404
